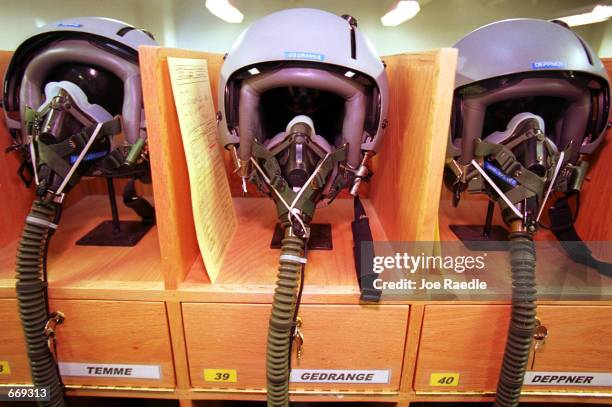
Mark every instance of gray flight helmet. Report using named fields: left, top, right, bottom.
left=218, top=8, right=388, bottom=171
left=449, top=18, right=610, bottom=166
left=3, top=17, right=158, bottom=147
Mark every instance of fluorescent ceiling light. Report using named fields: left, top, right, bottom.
left=558, top=4, right=612, bottom=27
left=381, top=0, right=420, bottom=27
left=205, top=0, right=244, bottom=23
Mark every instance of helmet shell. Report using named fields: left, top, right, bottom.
left=3, top=17, right=157, bottom=145
left=454, top=18, right=609, bottom=89
left=24, top=17, right=156, bottom=52
left=218, top=8, right=388, bottom=153
left=450, top=18, right=610, bottom=159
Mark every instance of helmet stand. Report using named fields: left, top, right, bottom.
left=76, top=174, right=154, bottom=247
left=449, top=200, right=509, bottom=251
left=270, top=223, right=332, bottom=250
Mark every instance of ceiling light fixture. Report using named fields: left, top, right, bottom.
left=558, top=4, right=612, bottom=27
left=205, top=0, right=244, bottom=24
left=381, top=0, right=421, bottom=27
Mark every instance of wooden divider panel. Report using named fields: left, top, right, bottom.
left=0, top=51, right=35, bottom=249
left=371, top=49, right=457, bottom=242
left=139, top=46, right=224, bottom=289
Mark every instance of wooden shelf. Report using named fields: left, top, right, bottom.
left=0, top=195, right=164, bottom=299
left=438, top=199, right=612, bottom=301
left=178, top=197, right=386, bottom=303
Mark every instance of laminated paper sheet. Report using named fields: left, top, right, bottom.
left=167, top=57, right=237, bottom=283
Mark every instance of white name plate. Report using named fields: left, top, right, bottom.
left=59, top=363, right=161, bottom=379
left=290, top=369, right=390, bottom=384
left=524, top=372, right=612, bottom=386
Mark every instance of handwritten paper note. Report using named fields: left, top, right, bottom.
left=167, top=57, right=237, bottom=283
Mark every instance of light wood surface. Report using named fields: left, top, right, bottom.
left=414, top=304, right=512, bottom=392
left=525, top=305, right=612, bottom=392
left=0, top=299, right=30, bottom=384
left=180, top=197, right=387, bottom=303
left=182, top=303, right=409, bottom=391
left=0, top=50, right=35, bottom=249
left=51, top=299, right=175, bottom=388
left=179, top=399, right=195, bottom=407
left=370, top=49, right=457, bottom=242
left=166, top=300, right=192, bottom=390
left=411, top=393, right=612, bottom=404
left=140, top=46, right=225, bottom=290
left=437, top=199, right=612, bottom=299
left=399, top=304, right=424, bottom=395
left=415, top=304, right=612, bottom=393
left=0, top=195, right=164, bottom=296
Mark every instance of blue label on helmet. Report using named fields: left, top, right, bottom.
left=69, top=150, right=107, bottom=164
left=483, top=161, right=518, bottom=187
left=57, top=22, right=83, bottom=28
left=531, top=61, right=565, bottom=70
left=284, top=51, right=325, bottom=62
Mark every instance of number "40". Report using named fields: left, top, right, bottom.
left=437, top=376, right=455, bottom=385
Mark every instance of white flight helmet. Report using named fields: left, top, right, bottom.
left=4, top=17, right=157, bottom=159
left=218, top=8, right=388, bottom=199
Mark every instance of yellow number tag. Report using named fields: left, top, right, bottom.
left=204, top=369, right=237, bottom=383
left=0, top=361, right=10, bottom=375
left=430, top=372, right=459, bottom=386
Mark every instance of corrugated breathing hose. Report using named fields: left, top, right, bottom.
left=494, top=230, right=537, bottom=407
left=16, top=198, right=67, bottom=407
left=266, top=226, right=305, bottom=407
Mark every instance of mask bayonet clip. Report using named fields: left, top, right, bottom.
left=349, top=150, right=374, bottom=196
left=229, top=144, right=248, bottom=196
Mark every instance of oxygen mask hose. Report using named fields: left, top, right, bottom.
left=494, top=221, right=537, bottom=407
left=16, top=198, right=66, bottom=407
left=266, top=226, right=305, bottom=407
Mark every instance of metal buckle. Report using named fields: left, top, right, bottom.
left=44, top=311, right=65, bottom=339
